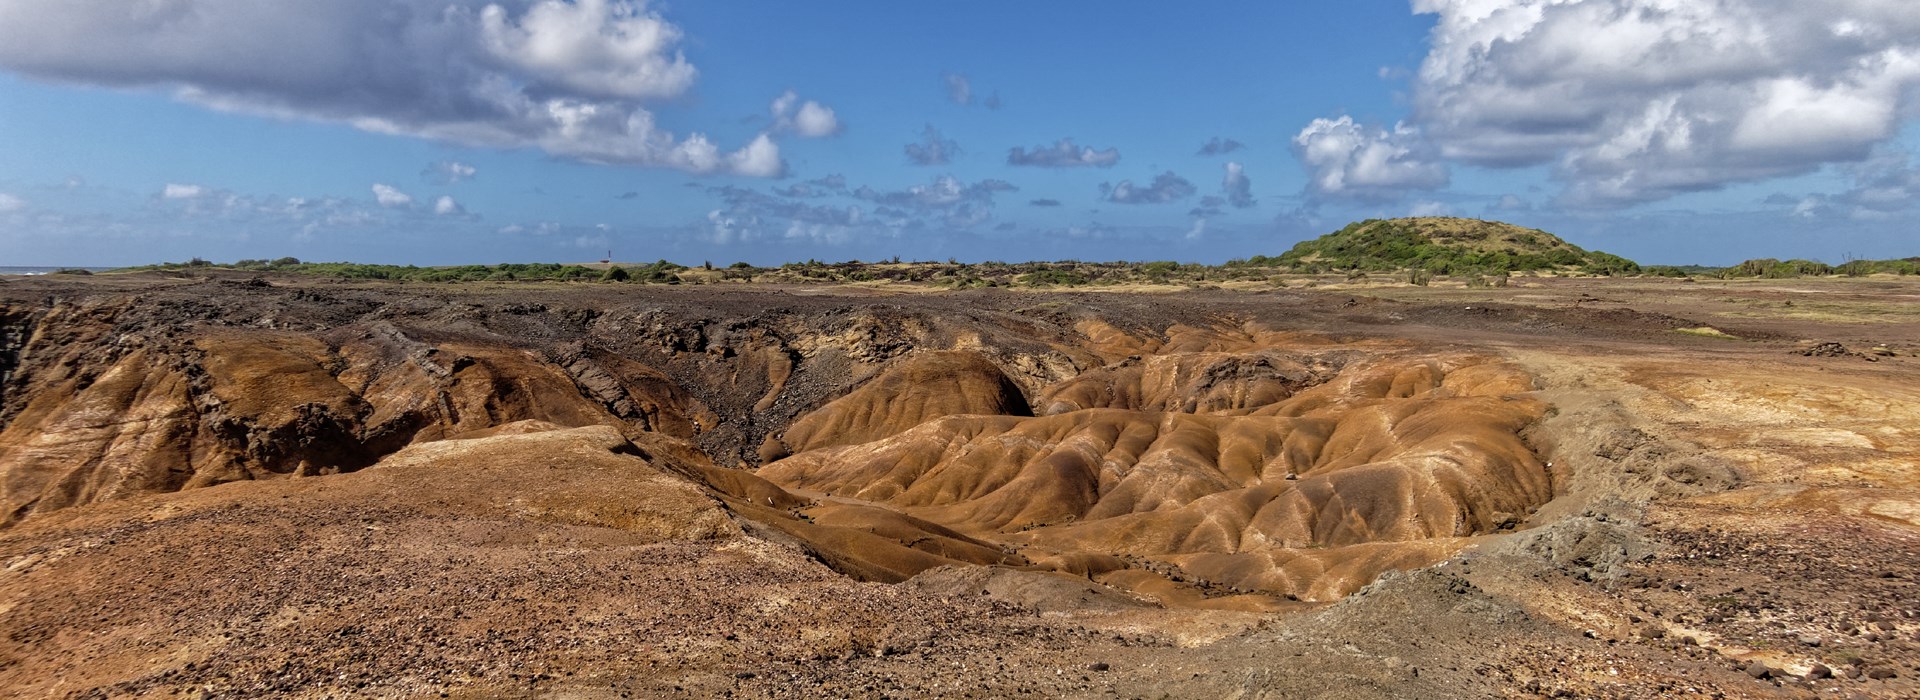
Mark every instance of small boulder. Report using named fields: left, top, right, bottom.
left=1805, top=664, right=1832, bottom=680
left=1746, top=660, right=1775, bottom=679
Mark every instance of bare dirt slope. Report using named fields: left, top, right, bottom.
left=1, top=270, right=1917, bottom=698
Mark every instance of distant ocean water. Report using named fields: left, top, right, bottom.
left=0, top=266, right=112, bottom=276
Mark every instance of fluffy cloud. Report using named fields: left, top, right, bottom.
left=423, top=160, right=478, bottom=185
left=904, top=125, right=960, bottom=166
left=0, top=193, right=24, bottom=212
left=1780, top=145, right=1920, bottom=221
left=0, top=1, right=785, bottom=176
left=770, top=90, right=841, bottom=138
left=372, top=184, right=414, bottom=208
left=1222, top=162, right=1255, bottom=208
left=1197, top=137, right=1245, bottom=156
left=1007, top=139, right=1121, bottom=168
left=433, top=195, right=466, bottom=216
left=942, top=72, right=973, bottom=106
left=477, top=0, right=694, bottom=99
left=1102, top=171, right=1196, bottom=205
left=1292, top=116, right=1449, bottom=200
left=1409, top=0, right=1920, bottom=206
left=162, top=184, right=207, bottom=200
left=724, top=134, right=786, bottom=178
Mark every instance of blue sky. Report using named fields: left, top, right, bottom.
left=1, top=1, right=1917, bottom=267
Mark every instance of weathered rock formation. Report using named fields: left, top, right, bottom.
left=0, top=276, right=1559, bottom=608
left=761, top=355, right=1551, bottom=601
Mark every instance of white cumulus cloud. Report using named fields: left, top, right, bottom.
left=769, top=90, right=841, bottom=138
left=433, top=195, right=465, bottom=216
left=477, top=0, right=695, bottom=100
left=1408, top=0, right=1920, bottom=206
left=372, top=184, right=414, bottom=208
left=1292, top=116, right=1448, bottom=200
left=1222, top=162, right=1255, bottom=208
left=0, top=0, right=784, bottom=176
left=726, top=133, right=786, bottom=178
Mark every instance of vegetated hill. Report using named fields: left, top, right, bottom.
left=1255, top=217, right=1641, bottom=275
left=1699, top=256, right=1920, bottom=279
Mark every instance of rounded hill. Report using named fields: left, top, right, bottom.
left=1258, top=217, right=1640, bottom=275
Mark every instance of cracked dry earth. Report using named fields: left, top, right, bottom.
left=1, top=272, right=1918, bottom=698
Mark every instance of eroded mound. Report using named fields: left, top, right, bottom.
left=760, top=353, right=1553, bottom=602
left=758, top=350, right=1030, bottom=461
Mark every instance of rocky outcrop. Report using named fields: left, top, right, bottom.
left=0, top=319, right=714, bottom=526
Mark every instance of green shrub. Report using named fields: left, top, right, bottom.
left=1019, top=268, right=1091, bottom=287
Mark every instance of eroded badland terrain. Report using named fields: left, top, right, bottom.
left=2, top=271, right=1918, bottom=698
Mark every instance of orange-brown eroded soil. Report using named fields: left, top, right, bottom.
left=0, top=271, right=1917, bottom=698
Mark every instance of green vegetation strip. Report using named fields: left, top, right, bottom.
left=110, top=217, right=1918, bottom=288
